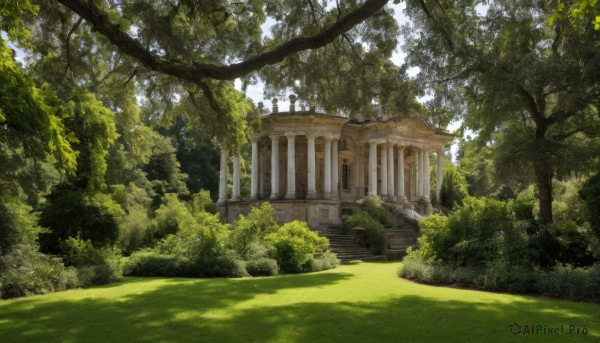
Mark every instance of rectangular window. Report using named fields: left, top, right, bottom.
left=342, top=160, right=351, bottom=190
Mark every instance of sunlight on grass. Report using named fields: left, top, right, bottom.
left=1, top=262, right=599, bottom=342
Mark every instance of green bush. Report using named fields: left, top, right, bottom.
left=343, top=212, right=387, bottom=254
left=265, top=221, right=331, bottom=273
left=229, top=203, right=279, bottom=259
left=0, top=244, right=78, bottom=299
left=191, top=189, right=217, bottom=214
left=151, top=193, right=193, bottom=238
left=0, top=198, right=78, bottom=299
left=39, top=184, right=125, bottom=253
left=118, top=204, right=154, bottom=255
left=60, top=236, right=123, bottom=285
left=302, top=252, right=340, bottom=273
left=123, top=251, right=195, bottom=277
left=440, top=163, right=469, bottom=209
left=399, top=253, right=600, bottom=302
left=246, top=257, right=279, bottom=276
left=360, top=195, right=395, bottom=227
left=0, top=198, right=42, bottom=258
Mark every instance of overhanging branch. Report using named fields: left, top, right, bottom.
left=56, top=0, right=389, bottom=82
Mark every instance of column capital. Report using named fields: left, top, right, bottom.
left=269, top=134, right=280, bottom=140
left=284, top=131, right=297, bottom=138
left=368, top=139, right=386, bottom=145
left=306, top=133, right=317, bottom=140
left=323, top=135, right=333, bottom=142
left=397, top=145, right=406, bottom=152
left=250, top=136, right=261, bottom=143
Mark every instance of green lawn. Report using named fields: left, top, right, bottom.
left=0, top=261, right=599, bottom=342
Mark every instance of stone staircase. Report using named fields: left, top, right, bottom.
left=320, top=227, right=383, bottom=262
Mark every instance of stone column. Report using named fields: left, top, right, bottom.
left=217, top=145, right=228, bottom=204
left=307, top=134, right=317, bottom=198
left=250, top=137, right=259, bottom=200
left=436, top=149, right=443, bottom=204
left=387, top=143, right=395, bottom=201
left=368, top=141, right=378, bottom=196
left=232, top=151, right=241, bottom=201
left=323, top=137, right=332, bottom=198
left=415, top=149, right=422, bottom=198
left=285, top=133, right=296, bottom=199
left=270, top=135, right=279, bottom=199
left=397, top=145, right=406, bottom=202
left=332, top=138, right=339, bottom=199
left=424, top=149, right=431, bottom=200
left=380, top=143, right=388, bottom=198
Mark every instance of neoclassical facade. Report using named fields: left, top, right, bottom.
left=217, top=99, right=453, bottom=229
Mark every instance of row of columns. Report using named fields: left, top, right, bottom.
left=219, top=139, right=445, bottom=204
left=219, top=134, right=341, bottom=203
left=367, top=141, right=444, bottom=203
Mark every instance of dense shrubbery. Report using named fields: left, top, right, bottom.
left=265, top=220, right=331, bottom=273
left=399, top=256, right=600, bottom=301
left=39, top=183, right=125, bottom=253
left=399, top=195, right=600, bottom=301
left=60, top=236, right=124, bottom=285
left=342, top=212, right=386, bottom=254
left=0, top=199, right=78, bottom=299
left=124, top=203, right=337, bottom=277
left=341, top=195, right=395, bottom=254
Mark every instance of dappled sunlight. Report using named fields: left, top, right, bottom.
left=1, top=263, right=599, bottom=342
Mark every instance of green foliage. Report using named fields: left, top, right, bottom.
left=151, top=193, right=193, bottom=238
left=0, top=198, right=42, bottom=257
left=245, top=258, right=279, bottom=277
left=229, top=203, right=279, bottom=259
left=264, top=221, right=330, bottom=273
left=123, top=251, right=194, bottom=277
left=118, top=205, right=154, bottom=255
left=143, top=136, right=189, bottom=204
left=405, top=0, right=600, bottom=223
left=360, top=195, right=395, bottom=228
left=265, top=220, right=329, bottom=273
left=440, top=163, right=469, bottom=209
left=60, top=236, right=123, bottom=285
left=416, top=197, right=511, bottom=267
left=0, top=197, right=79, bottom=299
left=400, top=254, right=600, bottom=302
left=580, top=173, right=600, bottom=237
left=0, top=244, right=78, bottom=299
left=552, top=179, right=588, bottom=224
left=342, top=212, right=387, bottom=255
left=63, top=87, right=117, bottom=190
left=39, top=184, right=125, bottom=253
left=0, top=40, right=76, bottom=201
left=191, top=189, right=217, bottom=215
left=158, top=211, right=246, bottom=277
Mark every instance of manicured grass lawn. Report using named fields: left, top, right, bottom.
left=1, top=261, right=599, bottom=342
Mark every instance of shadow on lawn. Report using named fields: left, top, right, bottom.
left=0, top=267, right=599, bottom=343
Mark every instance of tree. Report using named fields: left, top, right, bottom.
left=0, top=38, right=77, bottom=202
left=11, top=1, right=411, bottom=136
left=404, top=0, right=600, bottom=223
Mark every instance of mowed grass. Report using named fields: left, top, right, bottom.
left=1, top=262, right=599, bottom=343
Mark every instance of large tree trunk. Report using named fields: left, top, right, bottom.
left=535, top=166, right=553, bottom=224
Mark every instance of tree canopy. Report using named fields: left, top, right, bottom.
left=403, top=0, right=600, bottom=223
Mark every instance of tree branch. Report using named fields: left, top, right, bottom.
left=517, top=85, right=546, bottom=135
left=56, top=0, right=389, bottom=81
left=63, top=16, right=83, bottom=80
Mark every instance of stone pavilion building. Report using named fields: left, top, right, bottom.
left=217, top=97, right=453, bottom=230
